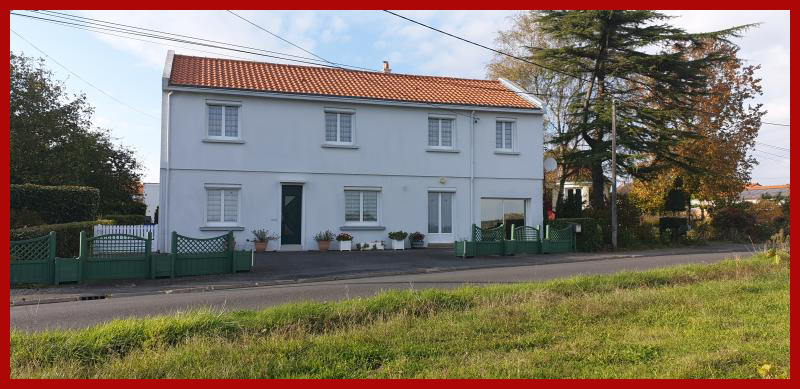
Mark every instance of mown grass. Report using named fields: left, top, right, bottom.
left=11, top=251, right=790, bottom=378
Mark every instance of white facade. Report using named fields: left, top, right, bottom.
left=159, top=54, right=545, bottom=252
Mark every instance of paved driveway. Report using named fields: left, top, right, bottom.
left=10, top=243, right=753, bottom=306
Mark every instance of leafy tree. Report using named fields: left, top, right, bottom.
left=10, top=52, right=142, bottom=214
left=664, top=177, right=690, bottom=213
left=529, top=11, right=752, bottom=209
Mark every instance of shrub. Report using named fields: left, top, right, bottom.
left=106, top=201, right=147, bottom=216
left=659, top=217, right=688, bottom=241
left=314, top=230, right=334, bottom=241
left=633, top=221, right=658, bottom=244
left=711, top=206, right=756, bottom=240
left=10, top=184, right=100, bottom=225
left=105, top=214, right=149, bottom=225
left=388, top=231, right=409, bottom=241
left=10, top=220, right=112, bottom=257
left=250, top=229, right=279, bottom=242
left=548, top=218, right=602, bottom=252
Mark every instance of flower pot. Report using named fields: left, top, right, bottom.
left=392, top=239, right=405, bottom=250
left=254, top=241, right=267, bottom=253
left=317, top=240, right=331, bottom=251
left=339, top=240, right=352, bottom=251
left=410, top=240, right=424, bottom=249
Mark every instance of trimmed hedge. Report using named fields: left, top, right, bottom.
left=105, top=214, right=149, bottom=225
left=548, top=218, right=602, bottom=252
left=10, top=184, right=100, bottom=226
left=659, top=217, right=689, bottom=241
left=10, top=220, right=111, bottom=258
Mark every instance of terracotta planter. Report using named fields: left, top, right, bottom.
left=254, top=241, right=267, bottom=253
left=317, top=240, right=331, bottom=251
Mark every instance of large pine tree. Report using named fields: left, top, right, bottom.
left=530, top=10, right=752, bottom=209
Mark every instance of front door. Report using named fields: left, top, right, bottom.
left=281, top=185, right=302, bottom=245
left=428, top=191, right=454, bottom=243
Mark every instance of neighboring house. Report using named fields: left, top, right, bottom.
left=158, top=51, right=544, bottom=252
left=143, top=183, right=160, bottom=221
left=740, top=184, right=790, bottom=203
left=547, top=168, right=610, bottom=212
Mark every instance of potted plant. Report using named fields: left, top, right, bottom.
left=336, top=232, right=353, bottom=251
left=388, top=231, right=408, bottom=250
left=409, top=231, right=425, bottom=249
left=314, top=230, right=334, bottom=251
left=249, top=229, right=279, bottom=253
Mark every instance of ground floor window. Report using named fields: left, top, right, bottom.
left=480, top=198, right=526, bottom=238
left=206, top=186, right=240, bottom=226
left=428, top=192, right=453, bottom=234
left=345, top=189, right=378, bottom=224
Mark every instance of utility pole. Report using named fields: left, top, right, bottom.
left=611, top=97, right=618, bottom=250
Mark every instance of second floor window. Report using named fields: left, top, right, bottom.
left=428, top=117, right=454, bottom=148
left=325, top=111, right=354, bottom=144
left=208, top=104, right=239, bottom=139
left=496, top=120, right=514, bottom=150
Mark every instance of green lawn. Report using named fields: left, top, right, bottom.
left=11, top=251, right=790, bottom=378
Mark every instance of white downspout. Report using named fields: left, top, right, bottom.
left=469, top=111, right=476, bottom=230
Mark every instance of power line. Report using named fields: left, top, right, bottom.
left=10, top=27, right=159, bottom=121
left=755, top=141, right=789, bottom=152
left=225, top=10, right=331, bottom=64
left=753, top=148, right=789, bottom=159
left=762, top=121, right=790, bottom=127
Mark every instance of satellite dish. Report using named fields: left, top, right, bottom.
left=544, top=157, right=558, bottom=172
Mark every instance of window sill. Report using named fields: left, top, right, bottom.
left=339, top=225, right=386, bottom=231
left=203, top=138, right=245, bottom=144
left=426, top=147, right=460, bottom=153
left=321, top=143, right=359, bottom=149
left=200, top=226, right=245, bottom=231
left=494, top=150, right=520, bottom=155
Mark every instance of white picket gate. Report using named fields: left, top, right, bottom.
left=93, top=224, right=159, bottom=252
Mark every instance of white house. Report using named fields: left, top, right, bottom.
left=158, top=51, right=545, bottom=252
left=142, top=182, right=160, bottom=221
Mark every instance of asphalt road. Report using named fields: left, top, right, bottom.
left=10, top=249, right=750, bottom=331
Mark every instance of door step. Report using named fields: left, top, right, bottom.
left=427, top=243, right=454, bottom=249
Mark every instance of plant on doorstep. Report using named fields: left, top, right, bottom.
left=249, top=229, right=279, bottom=253
left=409, top=231, right=425, bottom=249
left=388, top=231, right=409, bottom=250
left=336, top=232, right=353, bottom=251
left=314, top=230, right=335, bottom=251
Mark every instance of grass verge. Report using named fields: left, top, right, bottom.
left=11, top=251, right=790, bottom=378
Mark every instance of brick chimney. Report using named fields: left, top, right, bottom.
left=382, top=61, right=391, bottom=73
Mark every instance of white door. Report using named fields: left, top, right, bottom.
left=428, top=192, right=454, bottom=243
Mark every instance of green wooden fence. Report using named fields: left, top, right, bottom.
left=11, top=231, right=252, bottom=285
left=455, top=223, right=574, bottom=257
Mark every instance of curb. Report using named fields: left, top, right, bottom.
left=10, top=245, right=750, bottom=307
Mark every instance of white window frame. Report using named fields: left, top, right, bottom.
left=343, top=187, right=381, bottom=226
left=324, top=108, right=356, bottom=146
left=205, top=100, right=242, bottom=141
left=427, top=114, right=457, bottom=150
left=204, top=183, right=242, bottom=227
left=495, top=118, right=517, bottom=152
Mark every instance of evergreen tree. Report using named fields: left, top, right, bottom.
left=530, top=11, right=753, bottom=209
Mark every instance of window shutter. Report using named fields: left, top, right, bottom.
left=224, top=106, right=239, bottom=137
left=345, top=191, right=360, bottom=221
left=440, top=119, right=453, bottom=147
left=339, top=113, right=352, bottom=142
left=325, top=113, right=338, bottom=142
left=362, top=191, right=378, bottom=222
left=206, top=189, right=222, bottom=222
left=223, top=190, right=238, bottom=222
left=208, top=106, right=223, bottom=137
left=428, top=118, right=439, bottom=146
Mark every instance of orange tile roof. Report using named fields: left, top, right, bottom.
left=168, top=55, right=539, bottom=110
left=745, top=184, right=790, bottom=190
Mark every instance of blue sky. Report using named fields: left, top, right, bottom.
left=9, top=10, right=790, bottom=185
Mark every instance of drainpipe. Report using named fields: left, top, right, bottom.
left=161, top=91, right=173, bottom=253
left=469, top=111, right=476, bottom=229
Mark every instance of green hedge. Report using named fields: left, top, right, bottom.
left=10, top=220, right=111, bottom=258
left=10, top=184, right=100, bottom=226
left=105, top=214, right=149, bottom=225
left=548, top=218, right=602, bottom=252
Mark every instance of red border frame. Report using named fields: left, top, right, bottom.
left=3, top=3, right=797, bottom=383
